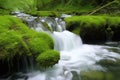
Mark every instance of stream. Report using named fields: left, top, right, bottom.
left=1, top=12, right=120, bottom=80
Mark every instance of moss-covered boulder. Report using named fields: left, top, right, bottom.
left=65, top=16, right=107, bottom=43
left=36, top=50, right=60, bottom=68
left=0, top=15, right=58, bottom=76
left=65, top=15, right=120, bottom=43
left=23, top=30, right=54, bottom=55
left=0, top=16, right=30, bottom=60
left=0, top=31, right=28, bottom=60
left=0, top=15, right=30, bottom=34
left=0, top=15, right=54, bottom=59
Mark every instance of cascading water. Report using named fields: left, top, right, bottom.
left=53, top=31, right=82, bottom=51
left=26, top=30, right=120, bottom=80
left=7, top=12, right=120, bottom=80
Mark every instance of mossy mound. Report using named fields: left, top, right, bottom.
left=0, top=15, right=57, bottom=75
left=0, top=15, right=30, bottom=34
left=23, top=31, right=54, bottom=55
left=0, top=31, right=28, bottom=60
left=65, top=16, right=120, bottom=43
left=0, top=16, right=30, bottom=60
left=36, top=50, right=60, bottom=68
left=65, top=16, right=107, bottom=43
left=0, top=15, right=54, bottom=59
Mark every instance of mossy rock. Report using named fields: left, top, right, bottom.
left=0, top=31, right=29, bottom=60
left=0, top=15, right=57, bottom=76
left=0, top=15, right=54, bottom=58
left=0, top=15, right=55, bottom=65
left=28, top=38, right=51, bottom=55
left=23, top=31, right=54, bottom=51
left=65, top=16, right=107, bottom=43
left=36, top=50, right=60, bottom=68
left=0, top=15, right=30, bottom=34
left=0, top=16, right=31, bottom=60
left=65, top=16, right=106, bottom=28
left=65, top=15, right=120, bottom=43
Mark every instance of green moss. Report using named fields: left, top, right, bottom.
left=36, top=50, right=60, bottom=68
left=0, top=16, right=31, bottom=60
left=65, top=15, right=120, bottom=42
left=24, top=31, right=54, bottom=49
left=65, top=16, right=106, bottom=29
left=65, top=16, right=107, bottom=42
left=0, top=31, right=29, bottom=60
left=0, top=15, right=58, bottom=73
left=107, top=17, right=120, bottom=26
left=0, top=15, right=54, bottom=61
left=0, top=15, right=30, bottom=34
left=28, top=38, right=51, bottom=55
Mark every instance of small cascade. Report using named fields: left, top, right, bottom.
left=14, top=12, right=66, bottom=32
left=53, top=30, right=82, bottom=51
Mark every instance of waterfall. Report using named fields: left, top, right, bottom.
left=10, top=12, right=120, bottom=80
left=53, top=30, right=82, bottom=51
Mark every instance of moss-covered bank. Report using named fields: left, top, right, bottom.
left=65, top=16, right=120, bottom=43
left=0, top=15, right=60, bottom=77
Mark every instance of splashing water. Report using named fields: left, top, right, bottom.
left=10, top=12, right=120, bottom=80
left=26, top=30, right=120, bottom=80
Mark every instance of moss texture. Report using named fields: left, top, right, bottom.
left=0, top=15, right=55, bottom=57
left=27, top=32, right=54, bottom=56
left=0, top=15, right=58, bottom=74
left=106, top=17, right=120, bottom=41
left=36, top=50, right=60, bottom=68
left=65, top=16, right=120, bottom=43
left=0, top=16, right=30, bottom=60
left=0, top=31, right=28, bottom=60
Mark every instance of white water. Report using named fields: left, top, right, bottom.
left=53, top=30, right=82, bottom=51
left=27, top=30, right=120, bottom=80
left=13, top=13, right=120, bottom=80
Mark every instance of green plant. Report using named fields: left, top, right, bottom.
left=36, top=50, right=60, bottom=68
